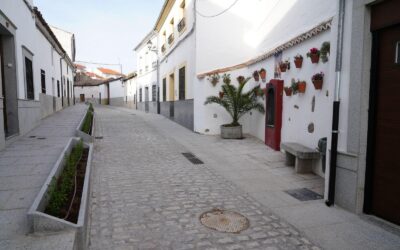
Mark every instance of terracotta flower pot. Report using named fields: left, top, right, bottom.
left=280, top=64, right=287, bottom=72
left=310, top=54, right=320, bottom=64
left=253, top=75, right=260, bottom=82
left=284, top=87, right=292, bottom=96
left=294, top=58, right=303, bottom=68
left=298, top=81, right=306, bottom=93
left=219, top=91, right=224, bottom=98
left=259, top=71, right=267, bottom=82
left=312, top=79, right=323, bottom=90
left=211, top=79, right=218, bottom=86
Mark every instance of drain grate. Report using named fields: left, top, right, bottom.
left=37, top=137, right=46, bottom=140
left=284, top=188, right=323, bottom=201
left=200, top=209, right=249, bottom=233
left=95, top=136, right=103, bottom=140
left=29, top=136, right=36, bottom=138
left=182, top=152, right=204, bottom=165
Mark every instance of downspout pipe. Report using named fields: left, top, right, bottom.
left=326, top=0, right=345, bottom=207
left=59, top=55, right=64, bottom=107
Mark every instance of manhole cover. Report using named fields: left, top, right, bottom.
left=199, top=209, right=249, bottom=233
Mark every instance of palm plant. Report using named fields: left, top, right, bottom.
left=205, top=74, right=265, bottom=126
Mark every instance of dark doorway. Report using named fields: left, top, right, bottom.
left=67, top=79, right=70, bottom=106
left=0, top=31, right=19, bottom=138
left=80, top=94, right=85, bottom=102
left=265, top=80, right=283, bottom=151
left=145, top=86, right=149, bottom=112
left=366, top=0, right=400, bottom=225
left=266, top=88, right=275, bottom=127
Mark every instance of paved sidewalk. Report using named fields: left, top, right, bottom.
left=0, top=104, right=87, bottom=248
left=89, top=106, right=320, bottom=249
left=111, top=106, right=400, bottom=250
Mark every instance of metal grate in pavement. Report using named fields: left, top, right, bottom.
left=182, top=152, right=204, bottom=165
left=284, top=188, right=323, bottom=201
left=95, top=136, right=103, bottom=140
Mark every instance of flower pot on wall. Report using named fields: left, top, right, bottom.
left=298, top=81, right=306, bottom=93
left=284, top=87, right=292, bottom=96
left=310, top=54, right=320, bottom=64
left=259, top=69, right=267, bottom=82
left=312, top=79, right=323, bottom=90
left=294, top=58, right=303, bottom=68
left=280, top=64, right=287, bottom=72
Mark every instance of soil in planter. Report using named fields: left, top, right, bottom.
left=81, top=112, right=93, bottom=135
left=44, top=147, right=89, bottom=224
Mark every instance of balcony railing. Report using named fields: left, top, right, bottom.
left=178, top=17, right=186, bottom=33
left=161, top=44, right=166, bottom=53
left=152, top=61, right=158, bottom=68
left=168, top=33, right=174, bottom=45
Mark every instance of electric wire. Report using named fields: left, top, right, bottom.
left=195, top=0, right=240, bottom=18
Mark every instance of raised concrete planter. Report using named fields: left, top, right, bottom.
left=27, top=138, right=93, bottom=250
left=221, top=125, right=243, bottom=139
left=75, top=108, right=95, bottom=143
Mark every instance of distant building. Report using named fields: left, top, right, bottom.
left=95, top=67, right=124, bottom=79
left=50, top=25, right=76, bottom=62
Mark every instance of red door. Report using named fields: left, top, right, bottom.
left=265, top=79, right=283, bottom=151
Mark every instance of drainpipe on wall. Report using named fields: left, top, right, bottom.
left=59, top=55, right=64, bottom=107
left=326, top=0, right=345, bottom=207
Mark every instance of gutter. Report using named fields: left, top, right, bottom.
left=326, top=0, right=345, bottom=207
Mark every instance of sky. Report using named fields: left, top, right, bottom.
left=34, top=0, right=165, bottom=74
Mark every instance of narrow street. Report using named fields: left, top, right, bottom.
left=89, top=106, right=320, bottom=250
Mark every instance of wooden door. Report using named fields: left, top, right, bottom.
left=169, top=74, right=174, bottom=101
left=80, top=94, right=85, bottom=102
left=369, top=24, right=400, bottom=225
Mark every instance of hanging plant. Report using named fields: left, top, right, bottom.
left=208, top=73, right=220, bottom=86
left=312, top=72, right=324, bottom=90
left=307, top=48, right=320, bottom=64
left=294, top=54, right=303, bottom=68
left=259, top=68, right=267, bottom=82
left=284, top=86, right=293, bottom=96
left=320, top=42, right=330, bottom=63
left=279, top=59, right=290, bottom=72
left=298, top=81, right=307, bottom=93
left=253, top=70, right=260, bottom=82
left=291, top=78, right=299, bottom=95
left=222, top=73, right=231, bottom=85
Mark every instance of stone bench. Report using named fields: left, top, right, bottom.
left=281, top=142, right=320, bottom=173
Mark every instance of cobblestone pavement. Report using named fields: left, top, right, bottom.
left=89, top=106, right=321, bottom=250
left=0, top=104, right=87, bottom=248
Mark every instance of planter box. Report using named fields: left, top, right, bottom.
left=27, top=138, right=93, bottom=250
left=221, top=125, right=243, bottom=139
left=75, top=108, right=95, bottom=143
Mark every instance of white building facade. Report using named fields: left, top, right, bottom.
left=134, top=32, right=159, bottom=114
left=0, top=0, right=75, bottom=150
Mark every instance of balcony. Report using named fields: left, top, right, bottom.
left=161, top=44, right=166, bottom=53
left=178, top=17, right=186, bottom=33
left=168, top=33, right=174, bottom=45
left=152, top=61, right=158, bottom=69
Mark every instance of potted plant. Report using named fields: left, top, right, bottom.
left=259, top=68, right=267, bottom=82
left=298, top=80, right=307, bottom=93
left=222, top=73, right=231, bottom=84
left=294, top=54, right=303, bottom=68
left=312, top=72, right=324, bottom=89
left=284, top=86, right=293, bottom=96
left=253, top=70, right=260, bottom=82
left=208, top=73, right=220, bottom=86
left=219, top=91, right=224, bottom=98
left=205, top=75, right=265, bottom=139
left=279, top=59, right=290, bottom=72
left=291, top=78, right=299, bottom=95
left=307, top=48, right=320, bottom=64
left=320, top=42, right=330, bottom=63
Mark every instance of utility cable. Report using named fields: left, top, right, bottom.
left=196, top=0, right=240, bottom=18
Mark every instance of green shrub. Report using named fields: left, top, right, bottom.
left=81, top=111, right=93, bottom=135
left=88, top=103, right=94, bottom=112
left=46, top=140, right=84, bottom=217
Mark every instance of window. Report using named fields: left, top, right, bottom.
left=41, top=70, right=46, bottom=94
left=162, top=78, right=166, bottom=101
left=25, top=57, right=34, bottom=99
left=57, top=80, right=60, bottom=97
left=51, top=48, right=54, bottom=66
left=152, top=85, right=156, bottom=102
left=139, top=88, right=142, bottom=102
left=179, top=67, right=185, bottom=100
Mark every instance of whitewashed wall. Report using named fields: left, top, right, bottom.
left=158, top=0, right=195, bottom=101
left=109, top=79, right=125, bottom=98
left=74, top=86, right=100, bottom=102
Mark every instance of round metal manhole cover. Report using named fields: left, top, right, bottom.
left=199, top=209, right=249, bottom=233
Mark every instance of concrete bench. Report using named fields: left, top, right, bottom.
left=281, top=142, right=320, bottom=173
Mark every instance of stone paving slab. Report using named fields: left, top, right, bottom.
left=89, top=106, right=321, bottom=250
left=0, top=104, right=87, bottom=248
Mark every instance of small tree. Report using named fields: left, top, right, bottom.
left=204, top=74, right=265, bottom=126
